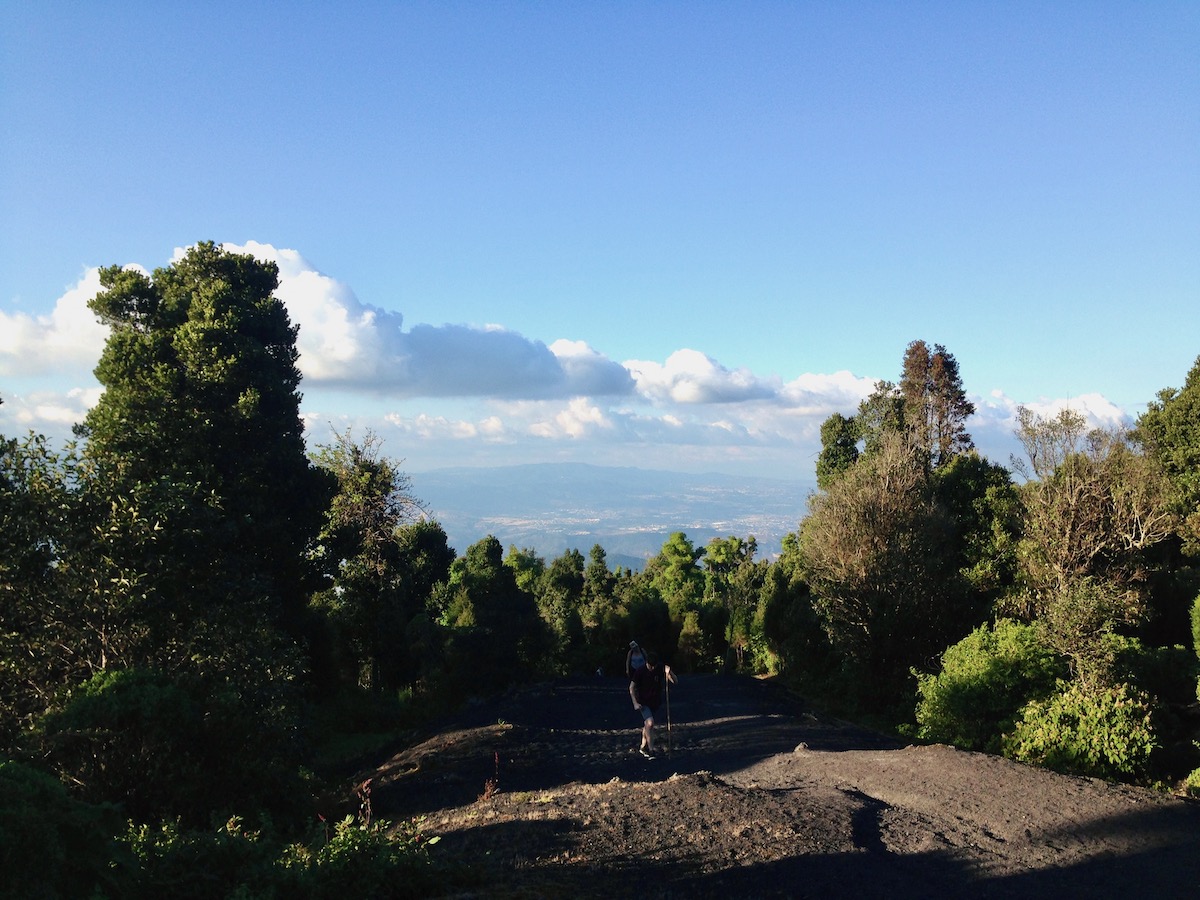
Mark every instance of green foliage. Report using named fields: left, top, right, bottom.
left=442, top=536, right=549, bottom=691
left=1191, top=592, right=1200, bottom=661
left=815, top=412, right=858, bottom=488
left=278, top=816, right=440, bottom=899
left=1136, top=354, right=1200, bottom=555
left=503, top=545, right=546, bottom=596
left=123, top=817, right=277, bottom=900
left=35, top=667, right=308, bottom=825
left=583, top=543, right=615, bottom=607
left=1108, top=638, right=1197, bottom=709
left=644, top=531, right=705, bottom=617
left=614, top=576, right=674, bottom=663
left=854, top=379, right=905, bottom=458
left=531, top=548, right=587, bottom=670
left=1012, top=408, right=1176, bottom=612
left=83, top=242, right=333, bottom=625
left=914, top=620, right=1066, bottom=753
left=898, top=339, right=975, bottom=468
left=931, top=452, right=1022, bottom=598
left=755, top=541, right=832, bottom=685
left=800, top=430, right=973, bottom=707
left=310, top=430, right=432, bottom=692
left=675, top=611, right=705, bottom=672
left=0, top=759, right=131, bottom=900
left=1037, top=578, right=1134, bottom=691
left=122, top=813, right=440, bottom=900
left=703, top=535, right=766, bottom=671
left=1003, top=682, right=1157, bottom=781
left=1185, top=766, right=1200, bottom=797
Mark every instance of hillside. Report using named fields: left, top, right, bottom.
left=352, top=675, right=1200, bottom=898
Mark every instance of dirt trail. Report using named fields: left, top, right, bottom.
left=361, top=674, right=1200, bottom=898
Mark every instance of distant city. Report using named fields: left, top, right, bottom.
left=412, top=462, right=816, bottom=570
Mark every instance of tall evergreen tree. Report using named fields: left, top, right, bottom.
left=81, top=242, right=332, bottom=623
left=899, top=339, right=975, bottom=468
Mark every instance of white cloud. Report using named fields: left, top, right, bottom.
left=965, top=389, right=1136, bottom=470
left=0, top=269, right=108, bottom=377
left=779, top=370, right=876, bottom=413
left=626, top=349, right=779, bottom=404
left=225, top=242, right=635, bottom=400
left=0, top=241, right=1144, bottom=482
left=529, top=397, right=614, bottom=439
left=0, top=387, right=102, bottom=438
left=383, top=411, right=503, bottom=442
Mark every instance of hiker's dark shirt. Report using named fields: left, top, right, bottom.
left=631, top=666, right=662, bottom=712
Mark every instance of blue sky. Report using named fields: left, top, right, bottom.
left=2, top=2, right=1197, bottom=480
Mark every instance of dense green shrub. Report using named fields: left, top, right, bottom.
left=0, top=759, right=131, bottom=899
left=1003, top=682, right=1157, bottom=781
left=123, top=817, right=278, bottom=900
left=35, top=667, right=309, bottom=825
left=1110, top=638, right=1197, bottom=707
left=279, top=815, right=441, bottom=899
left=914, top=619, right=1066, bottom=753
left=122, top=813, right=442, bottom=899
left=1191, top=592, right=1200, bottom=660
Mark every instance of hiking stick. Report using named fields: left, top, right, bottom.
left=665, top=675, right=672, bottom=754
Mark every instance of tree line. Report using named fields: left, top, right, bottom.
left=2, top=243, right=1199, bottom=895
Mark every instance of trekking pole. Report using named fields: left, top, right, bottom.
left=665, top=675, right=672, bottom=754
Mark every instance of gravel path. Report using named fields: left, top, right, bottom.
left=359, top=674, right=1200, bottom=898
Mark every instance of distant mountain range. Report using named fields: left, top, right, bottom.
left=409, top=463, right=816, bottom=569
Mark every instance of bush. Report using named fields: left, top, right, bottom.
left=1003, top=681, right=1157, bottom=781
left=0, top=759, right=130, bottom=899
left=1191, top=592, right=1200, bottom=660
left=124, top=813, right=442, bottom=899
left=279, top=815, right=441, bottom=899
left=1110, top=638, right=1197, bottom=708
left=1185, top=766, right=1200, bottom=797
left=122, top=817, right=278, bottom=900
left=35, top=667, right=309, bottom=824
left=914, top=620, right=1066, bottom=753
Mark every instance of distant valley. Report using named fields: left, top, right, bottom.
left=410, top=463, right=816, bottom=569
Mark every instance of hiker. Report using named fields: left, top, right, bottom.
left=629, top=651, right=676, bottom=759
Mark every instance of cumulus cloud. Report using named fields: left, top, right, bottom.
left=973, top=389, right=1132, bottom=434
left=383, top=411, right=510, bottom=442
left=779, top=370, right=876, bottom=413
left=224, top=242, right=635, bottom=400
left=1, top=240, right=1144, bottom=481
left=626, top=349, right=779, bottom=404
left=529, top=397, right=615, bottom=439
left=0, top=387, right=102, bottom=436
left=0, top=269, right=108, bottom=377
left=964, top=389, right=1136, bottom=470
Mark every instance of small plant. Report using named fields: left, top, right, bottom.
left=356, top=778, right=373, bottom=828
left=1184, top=766, right=1200, bottom=797
left=479, top=751, right=500, bottom=801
